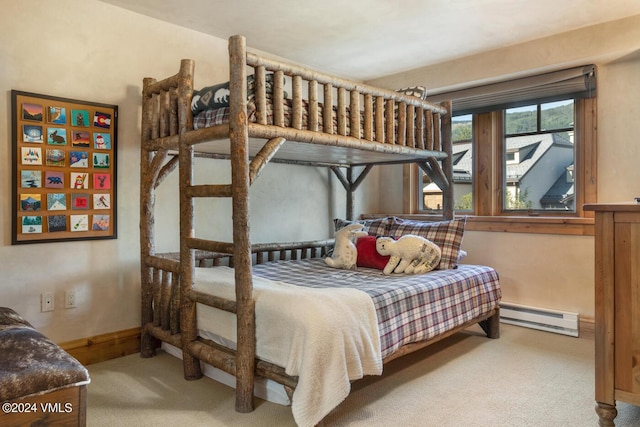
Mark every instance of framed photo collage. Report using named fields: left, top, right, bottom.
left=11, top=90, right=118, bottom=244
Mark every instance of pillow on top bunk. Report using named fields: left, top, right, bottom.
left=333, top=217, right=392, bottom=237
left=395, top=85, right=428, bottom=100
left=192, top=81, right=231, bottom=114
left=388, top=216, right=466, bottom=270
left=191, top=73, right=286, bottom=115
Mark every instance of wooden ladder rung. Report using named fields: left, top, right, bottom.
left=187, top=289, right=237, bottom=313
left=187, top=238, right=234, bottom=254
left=186, top=184, right=232, bottom=198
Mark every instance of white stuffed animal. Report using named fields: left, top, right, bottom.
left=376, top=235, right=441, bottom=275
left=325, top=224, right=368, bottom=270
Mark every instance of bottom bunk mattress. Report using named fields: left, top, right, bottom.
left=189, top=258, right=501, bottom=427
left=251, top=259, right=501, bottom=359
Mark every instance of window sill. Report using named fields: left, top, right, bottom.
left=364, top=213, right=595, bottom=236
left=464, top=215, right=594, bottom=236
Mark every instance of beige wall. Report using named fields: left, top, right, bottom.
left=0, top=0, right=377, bottom=342
left=369, top=14, right=640, bottom=319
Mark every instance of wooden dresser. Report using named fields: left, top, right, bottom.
left=584, top=203, right=640, bottom=426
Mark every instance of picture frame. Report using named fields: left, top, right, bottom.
left=11, top=90, right=118, bottom=244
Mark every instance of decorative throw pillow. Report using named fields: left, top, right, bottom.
left=192, top=73, right=287, bottom=115
left=387, top=216, right=466, bottom=270
left=356, top=235, right=390, bottom=270
left=192, top=81, right=231, bottom=114
left=396, top=85, right=428, bottom=100
left=333, top=217, right=392, bottom=237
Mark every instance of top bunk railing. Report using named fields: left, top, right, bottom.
left=244, top=49, right=447, bottom=149
left=142, top=36, right=451, bottom=164
left=141, top=59, right=198, bottom=156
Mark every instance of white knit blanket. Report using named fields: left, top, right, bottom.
left=194, top=267, right=383, bottom=427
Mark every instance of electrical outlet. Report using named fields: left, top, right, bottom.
left=41, top=292, right=54, bottom=312
left=65, top=290, right=77, bottom=309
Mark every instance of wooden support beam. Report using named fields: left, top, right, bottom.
left=249, top=137, right=286, bottom=184
left=440, top=101, right=454, bottom=220
left=155, top=154, right=178, bottom=189
left=417, top=160, right=449, bottom=193
left=330, top=165, right=375, bottom=220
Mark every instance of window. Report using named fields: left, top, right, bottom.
left=410, top=65, right=597, bottom=235
left=420, top=114, right=473, bottom=212
left=503, top=99, right=575, bottom=212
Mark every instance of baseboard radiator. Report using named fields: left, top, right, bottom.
left=499, top=303, right=579, bottom=337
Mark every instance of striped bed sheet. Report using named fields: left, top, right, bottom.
left=251, top=258, right=501, bottom=359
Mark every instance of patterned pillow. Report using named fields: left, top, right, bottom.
left=333, top=217, right=392, bottom=237
left=396, top=85, right=428, bottom=100
left=192, top=81, right=230, bottom=114
left=192, top=73, right=287, bottom=115
left=387, top=216, right=466, bottom=270
left=356, top=235, right=390, bottom=270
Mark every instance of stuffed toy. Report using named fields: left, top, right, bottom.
left=376, top=234, right=441, bottom=275
left=356, top=235, right=390, bottom=270
left=325, top=224, right=368, bottom=270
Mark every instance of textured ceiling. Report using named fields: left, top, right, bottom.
left=99, top=0, right=640, bottom=80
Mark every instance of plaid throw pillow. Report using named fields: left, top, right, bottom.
left=388, top=216, right=466, bottom=270
left=333, top=217, right=392, bottom=237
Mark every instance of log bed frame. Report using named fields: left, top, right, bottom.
left=139, top=35, right=499, bottom=420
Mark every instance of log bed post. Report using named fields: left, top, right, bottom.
left=440, top=100, right=454, bottom=220
left=140, top=76, right=158, bottom=358
left=229, top=34, right=256, bottom=413
left=347, top=167, right=354, bottom=220
left=176, top=59, right=202, bottom=381
left=330, top=165, right=374, bottom=221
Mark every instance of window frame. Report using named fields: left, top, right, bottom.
left=501, top=99, right=576, bottom=214
left=405, top=97, right=597, bottom=236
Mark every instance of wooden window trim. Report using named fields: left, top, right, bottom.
left=365, top=212, right=594, bottom=236
left=401, top=98, right=597, bottom=236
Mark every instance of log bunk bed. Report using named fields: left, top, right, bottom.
left=139, top=35, right=501, bottom=427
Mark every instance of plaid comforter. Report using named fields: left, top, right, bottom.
left=251, top=259, right=501, bottom=359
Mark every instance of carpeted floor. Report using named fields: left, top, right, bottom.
left=86, top=324, right=640, bottom=426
